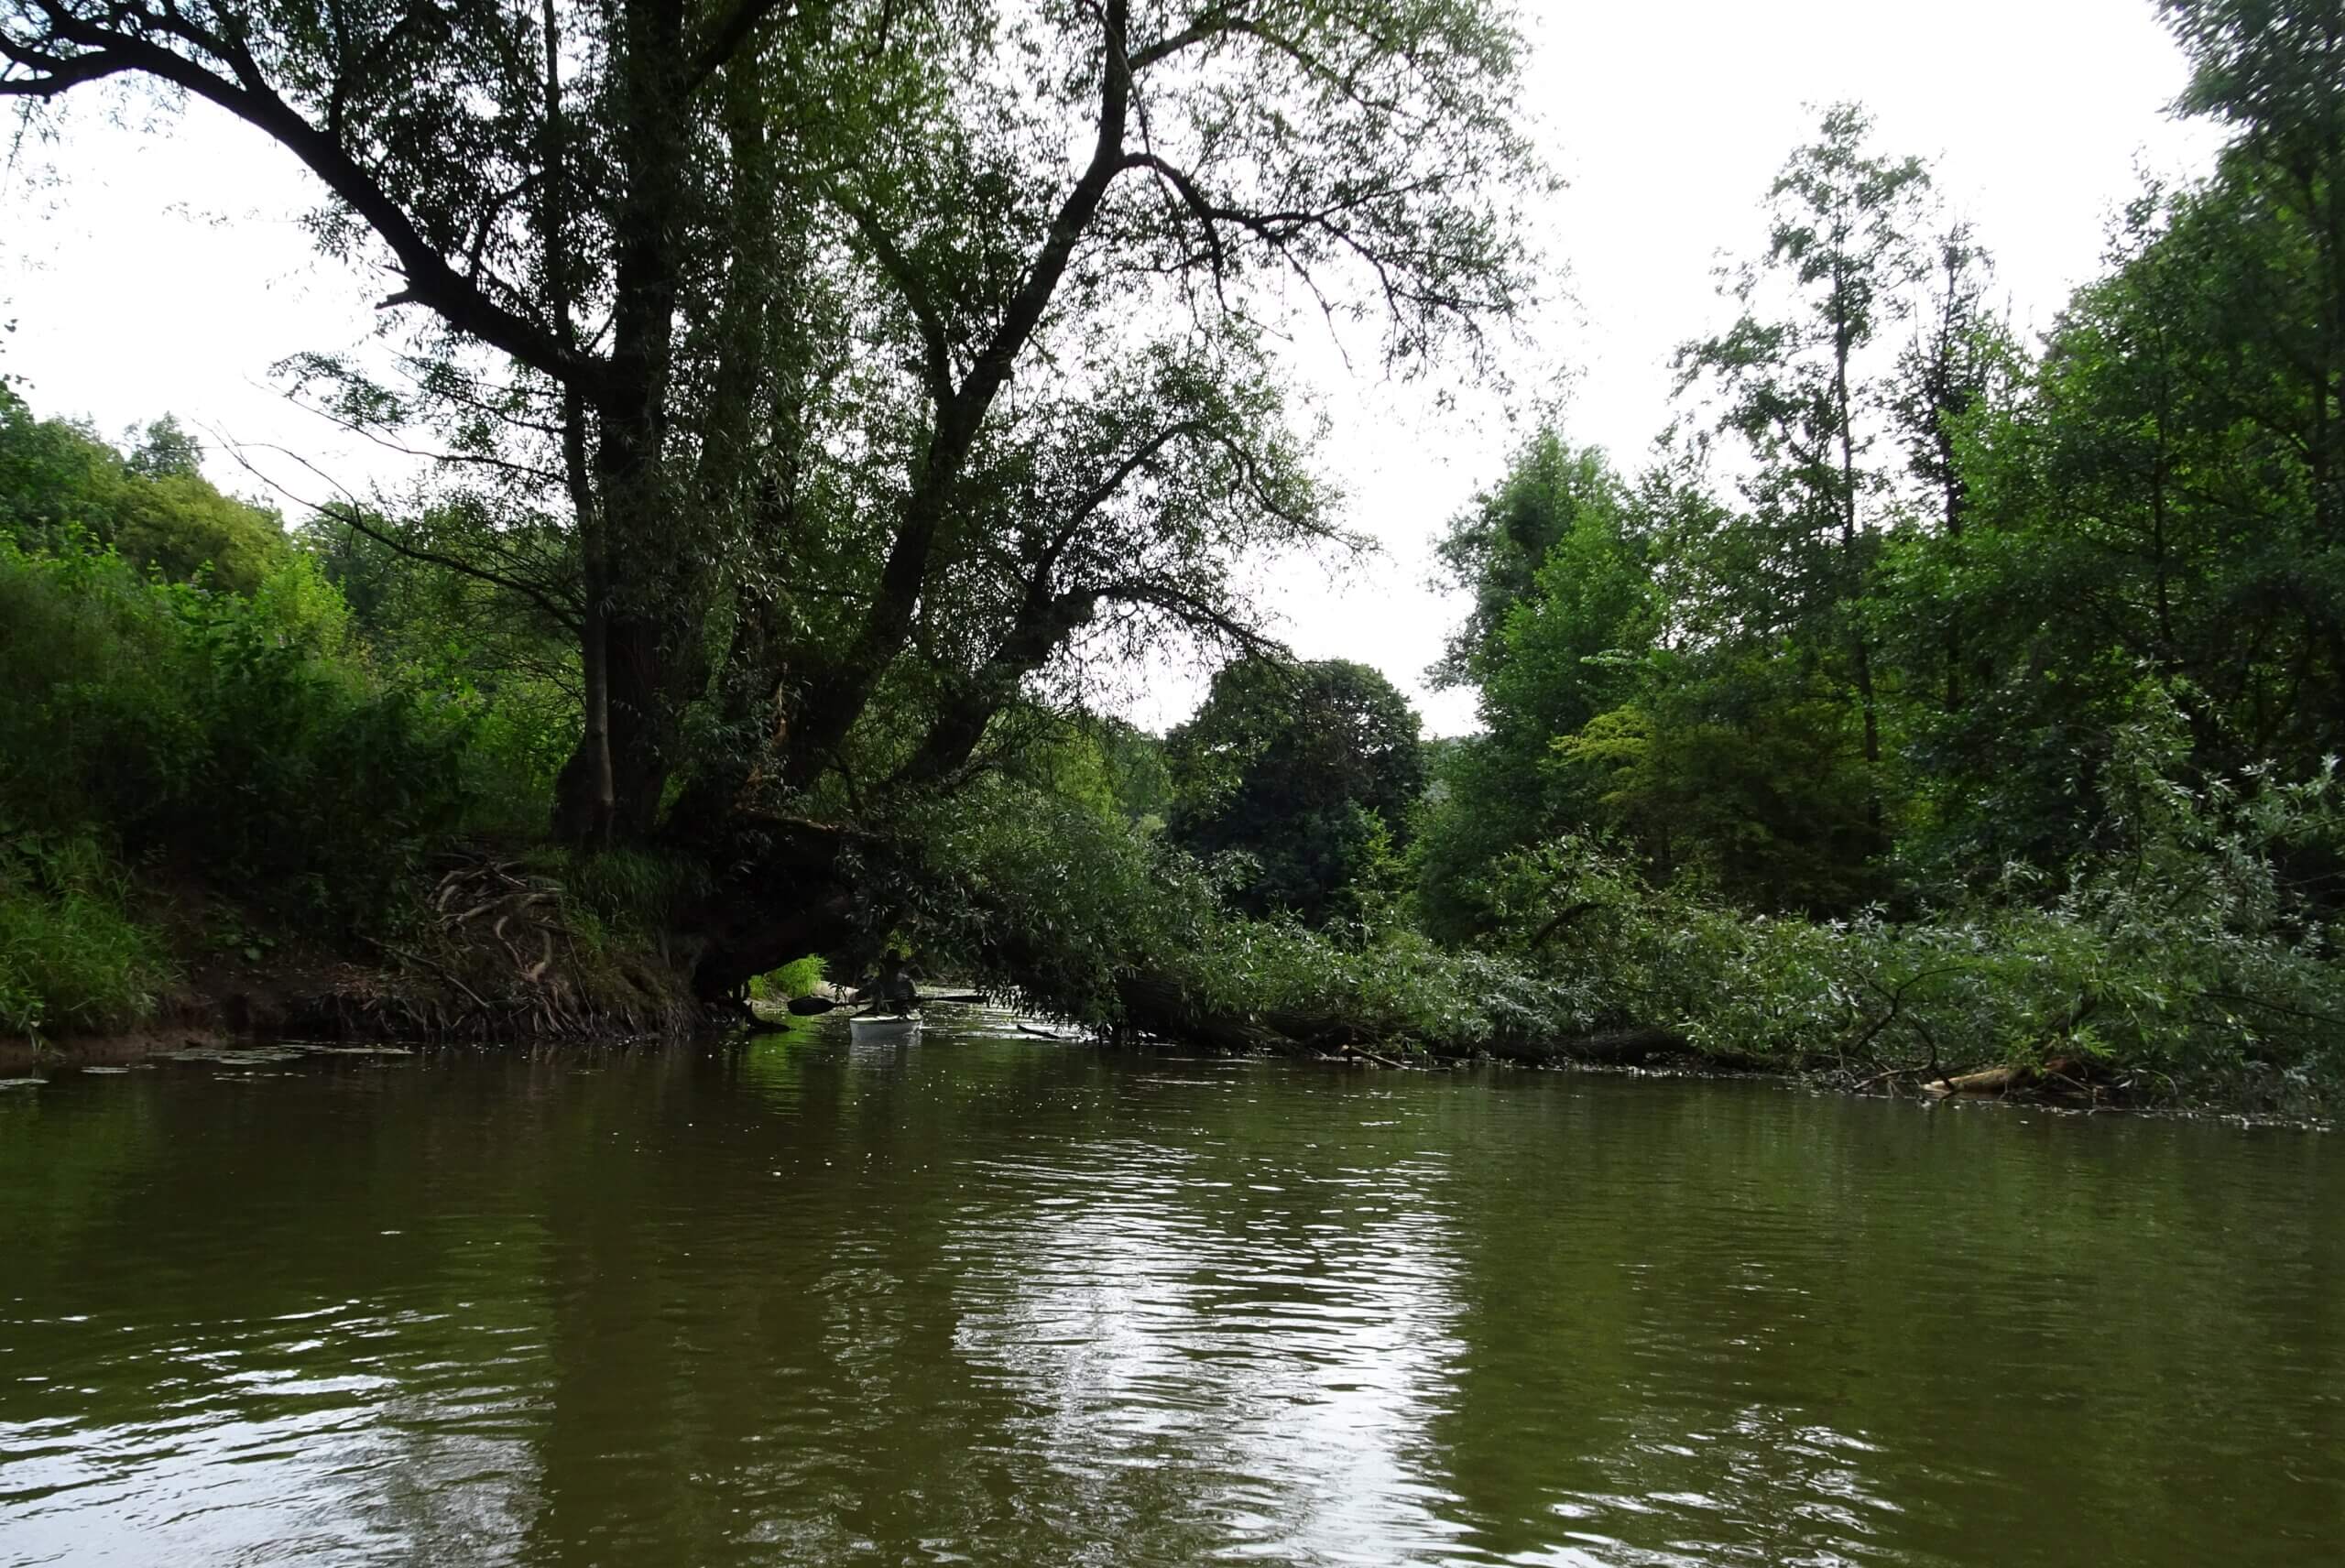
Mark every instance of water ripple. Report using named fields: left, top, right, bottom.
left=3, top=1030, right=2340, bottom=1565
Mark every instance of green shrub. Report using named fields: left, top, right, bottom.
left=537, top=845, right=711, bottom=938
left=901, top=779, right=1587, bottom=1053
left=748, top=954, right=826, bottom=1000
left=911, top=702, right=2342, bottom=1110
left=0, top=831, right=173, bottom=1035
left=1471, top=701, right=2345, bottom=1105
left=0, top=537, right=480, bottom=932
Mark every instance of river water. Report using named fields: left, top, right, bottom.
left=1, top=1014, right=2339, bottom=1566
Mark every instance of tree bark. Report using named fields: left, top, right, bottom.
left=552, top=0, right=694, bottom=844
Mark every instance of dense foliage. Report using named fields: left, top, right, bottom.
left=1165, top=659, right=1423, bottom=924
left=0, top=391, right=572, bottom=1031
left=1401, top=1, right=2345, bottom=1106
left=0, top=396, right=291, bottom=592
left=5, top=0, right=2344, bottom=1112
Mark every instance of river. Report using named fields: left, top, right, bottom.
left=2, top=1013, right=2339, bottom=1565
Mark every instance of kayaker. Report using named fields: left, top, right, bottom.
left=854, top=959, right=918, bottom=1016
left=878, top=961, right=917, bottom=1016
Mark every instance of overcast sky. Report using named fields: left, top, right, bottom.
left=1, top=0, right=2221, bottom=735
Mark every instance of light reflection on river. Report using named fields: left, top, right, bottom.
left=1, top=1015, right=2339, bottom=1565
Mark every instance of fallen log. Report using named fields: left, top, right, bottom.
left=1923, top=1057, right=2100, bottom=1098
left=1113, top=973, right=1301, bottom=1054
left=1927, top=1063, right=2026, bottom=1096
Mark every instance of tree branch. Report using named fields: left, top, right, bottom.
left=684, top=0, right=793, bottom=97
left=840, top=199, right=954, bottom=403
left=791, top=0, right=1136, bottom=779
left=4, top=5, right=595, bottom=392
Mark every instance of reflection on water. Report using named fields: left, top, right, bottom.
left=1, top=1014, right=2339, bottom=1566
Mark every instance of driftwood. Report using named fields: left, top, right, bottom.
left=1922, top=1056, right=2102, bottom=1099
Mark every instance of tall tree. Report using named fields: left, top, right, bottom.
left=1675, top=103, right=1932, bottom=843
left=1167, top=658, right=1425, bottom=925
left=3, top=0, right=1538, bottom=991
left=2161, top=0, right=2345, bottom=741
left=1884, top=225, right=2022, bottom=713
left=1416, top=431, right=1655, bottom=934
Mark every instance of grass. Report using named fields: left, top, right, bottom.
left=0, top=835, right=174, bottom=1036
left=533, top=844, right=711, bottom=937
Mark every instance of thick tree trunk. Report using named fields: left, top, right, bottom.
left=665, top=585, right=789, bottom=832
left=680, top=818, right=871, bottom=1000
left=551, top=0, right=693, bottom=846
left=605, top=614, right=688, bottom=839
left=690, top=887, right=859, bottom=1003
left=551, top=613, right=616, bottom=845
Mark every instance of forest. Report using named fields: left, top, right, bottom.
left=4, top=0, right=2343, bottom=1112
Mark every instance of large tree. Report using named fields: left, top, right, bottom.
left=1887, top=0, right=2345, bottom=876
left=3, top=0, right=1537, bottom=994
left=1675, top=103, right=1933, bottom=845
left=1166, top=657, right=1425, bottom=925
left=1414, top=429, right=1656, bottom=934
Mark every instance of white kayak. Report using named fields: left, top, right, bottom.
left=847, top=1012, right=922, bottom=1041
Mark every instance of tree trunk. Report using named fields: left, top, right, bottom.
left=552, top=584, right=617, bottom=844
left=551, top=0, right=692, bottom=845
left=1831, top=282, right=1884, bottom=844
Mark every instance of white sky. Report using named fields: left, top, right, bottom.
left=1, top=0, right=2220, bottom=735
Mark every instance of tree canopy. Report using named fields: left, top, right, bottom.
left=1422, top=3, right=2345, bottom=929
left=1167, top=657, right=1424, bottom=924
left=0, top=388, right=290, bottom=593
left=3, top=0, right=1541, bottom=993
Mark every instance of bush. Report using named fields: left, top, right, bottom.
left=922, top=680, right=2345, bottom=1108
left=748, top=955, right=826, bottom=1001
left=0, top=537, right=481, bottom=932
left=1471, top=700, right=2345, bottom=1105
left=900, top=778, right=1590, bottom=1054
left=0, top=830, right=173, bottom=1035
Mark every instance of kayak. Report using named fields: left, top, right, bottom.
left=847, top=1013, right=922, bottom=1041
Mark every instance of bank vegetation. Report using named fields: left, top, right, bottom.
left=4, top=0, right=2343, bottom=1114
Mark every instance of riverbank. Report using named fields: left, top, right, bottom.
left=7, top=506, right=2340, bottom=1125
left=11, top=955, right=2330, bottom=1129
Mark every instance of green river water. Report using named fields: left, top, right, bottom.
left=1, top=1012, right=2339, bottom=1565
